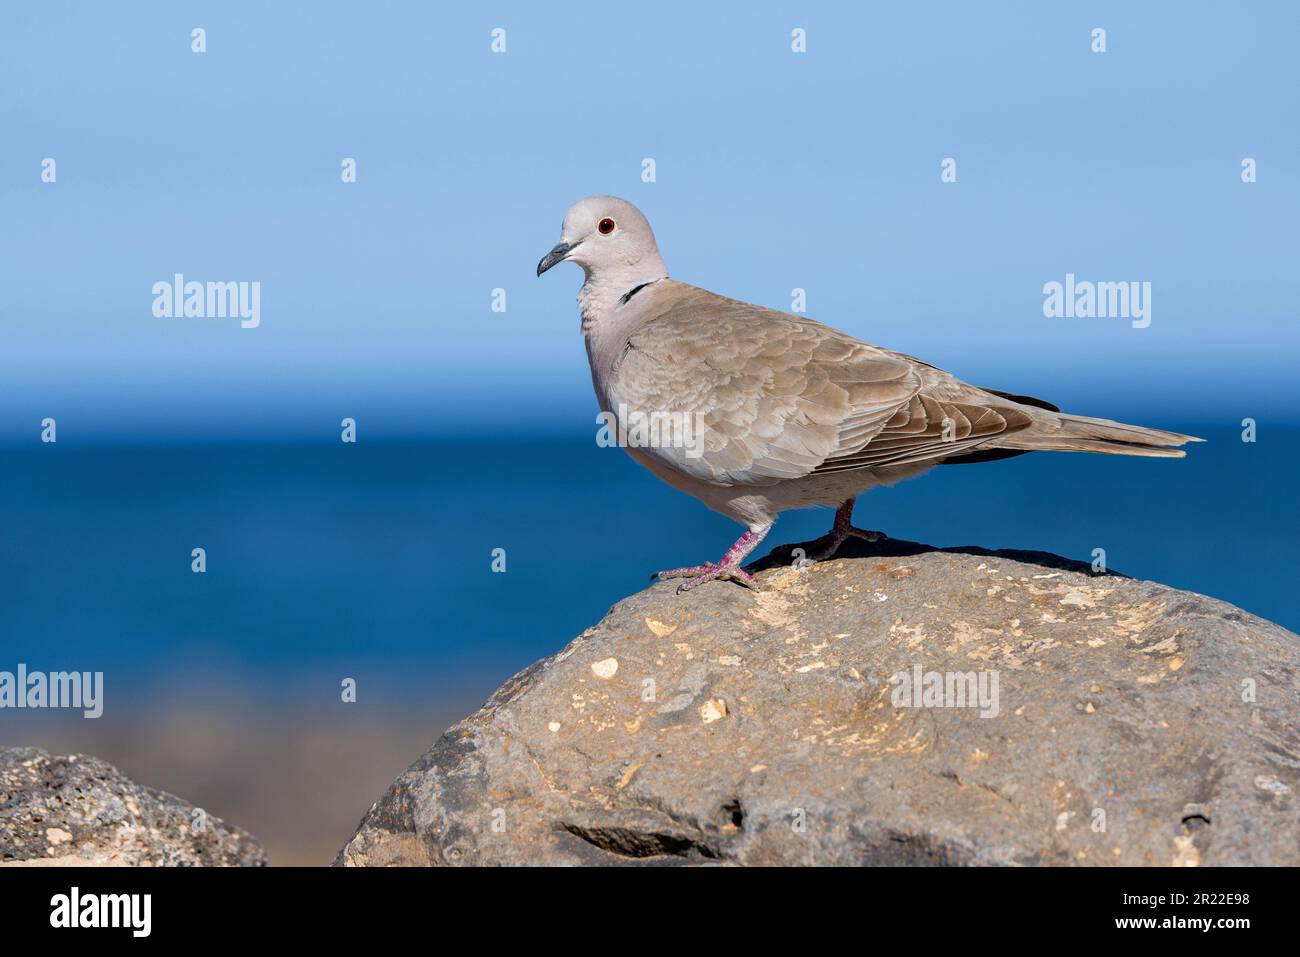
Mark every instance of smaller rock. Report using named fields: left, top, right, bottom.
left=0, top=747, right=266, bottom=867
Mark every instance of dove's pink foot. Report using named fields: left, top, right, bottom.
left=812, top=498, right=884, bottom=562
left=654, top=525, right=771, bottom=594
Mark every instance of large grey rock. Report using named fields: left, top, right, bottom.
left=336, top=538, right=1300, bottom=866
left=0, top=748, right=266, bottom=866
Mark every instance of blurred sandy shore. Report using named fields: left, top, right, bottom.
left=1, top=692, right=482, bottom=866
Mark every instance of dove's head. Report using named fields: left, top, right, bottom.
left=536, top=196, right=668, bottom=286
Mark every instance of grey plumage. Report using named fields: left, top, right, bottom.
left=539, top=196, right=1200, bottom=589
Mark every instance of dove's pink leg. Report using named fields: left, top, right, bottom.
left=654, top=525, right=771, bottom=594
left=812, top=497, right=884, bottom=561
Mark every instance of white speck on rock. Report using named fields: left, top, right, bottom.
left=591, top=658, right=618, bottom=679
left=1060, top=588, right=1098, bottom=608
left=700, top=698, right=728, bottom=723
left=1255, top=775, right=1290, bottom=794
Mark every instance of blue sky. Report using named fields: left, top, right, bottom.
left=2, top=1, right=1297, bottom=444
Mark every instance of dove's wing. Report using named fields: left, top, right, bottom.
left=607, top=284, right=1034, bottom=486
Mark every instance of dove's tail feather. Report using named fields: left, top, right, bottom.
left=998, top=412, right=1204, bottom=459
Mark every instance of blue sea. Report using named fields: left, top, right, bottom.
left=3, top=425, right=1295, bottom=695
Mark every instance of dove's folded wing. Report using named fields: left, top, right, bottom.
left=608, top=286, right=1035, bottom=486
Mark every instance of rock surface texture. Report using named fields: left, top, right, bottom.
left=0, top=747, right=266, bottom=866
left=337, top=538, right=1299, bottom=866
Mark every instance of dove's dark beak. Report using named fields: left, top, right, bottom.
left=537, top=240, right=579, bottom=277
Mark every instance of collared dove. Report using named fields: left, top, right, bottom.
left=538, top=196, right=1201, bottom=593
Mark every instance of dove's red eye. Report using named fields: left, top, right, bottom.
left=598, top=217, right=616, bottom=235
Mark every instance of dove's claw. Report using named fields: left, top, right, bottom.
left=811, top=498, right=886, bottom=562
left=654, top=562, right=712, bottom=582
left=670, top=564, right=759, bottom=594
left=652, top=525, right=771, bottom=594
